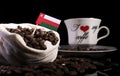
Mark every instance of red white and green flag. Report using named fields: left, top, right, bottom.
left=36, top=13, right=61, bottom=31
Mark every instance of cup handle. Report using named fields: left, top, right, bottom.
left=97, top=26, right=110, bottom=41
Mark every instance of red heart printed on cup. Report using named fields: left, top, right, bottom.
left=80, top=25, right=89, bottom=32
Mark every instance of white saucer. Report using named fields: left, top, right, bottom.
left=59, top=45, right=117, bottom=57
left=59, top=45, right=117, bottom=53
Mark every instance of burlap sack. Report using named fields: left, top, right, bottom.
left=0, top=23, right=60, bottom=65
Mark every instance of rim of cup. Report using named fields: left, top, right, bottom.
left=64, top=17, right=101, bottom=22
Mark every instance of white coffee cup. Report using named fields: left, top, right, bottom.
left=64, top=18, right=110, bottom=45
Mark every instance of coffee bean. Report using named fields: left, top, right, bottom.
left=25, top=73, right=34, bottom=76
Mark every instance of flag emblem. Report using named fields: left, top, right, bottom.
left=36, top=13, right=61, bottom=31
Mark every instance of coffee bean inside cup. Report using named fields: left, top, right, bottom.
left=6, top=26, right=59, bottom=50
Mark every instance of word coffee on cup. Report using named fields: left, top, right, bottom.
left=64, top=18, right=110, bottom=45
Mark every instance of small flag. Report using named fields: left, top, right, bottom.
left=36, top=13, right=61, bottom=31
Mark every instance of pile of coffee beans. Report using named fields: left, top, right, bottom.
left=0, top=55, right=112, bottom=76
left=6, top=26, right=59, bottom=50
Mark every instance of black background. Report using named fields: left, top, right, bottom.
left=0, top=0, right=119, bottom=50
